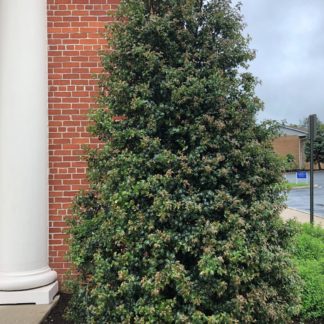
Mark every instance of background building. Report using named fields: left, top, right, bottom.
left=272, top=125, right=308, bottom=169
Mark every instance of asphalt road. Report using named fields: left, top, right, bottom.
left=285, top=171, right=324, bottom=217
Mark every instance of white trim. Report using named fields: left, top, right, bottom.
left=0, top=281, right=58, bottom=305
left=279, top=125, right=308, bottom=137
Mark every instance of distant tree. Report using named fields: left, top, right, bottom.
left=305, top=120, right=324, bottom=170
left=284, top=153, right=297, bottom=171
left=298, top=118, right=308, bottom=129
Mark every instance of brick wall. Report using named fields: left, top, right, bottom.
left=272, top=135, right=301, bottom=167
left=47, top=0, right=119, bottom=284
left=273, top=136, right=300, bottom=159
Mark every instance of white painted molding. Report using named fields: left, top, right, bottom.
left=0, top=267, right=57, bottom=291
left=0, top=281, right=58, bottom=305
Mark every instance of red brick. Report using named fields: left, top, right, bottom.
left=48, top=0, right=119, bottom=286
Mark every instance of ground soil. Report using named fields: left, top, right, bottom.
left=42, top=293, right=323, bottom=324
left=42, top=293, right=73, bottom=324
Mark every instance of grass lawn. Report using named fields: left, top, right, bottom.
left=286, top=182, right=309, bottom=190
left=293, top=223, right=324, bottom=322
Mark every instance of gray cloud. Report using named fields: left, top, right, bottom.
left=239, top=0, right=324, bottom=124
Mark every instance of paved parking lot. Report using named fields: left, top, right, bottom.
left=285, top=171, right=324, bottom=217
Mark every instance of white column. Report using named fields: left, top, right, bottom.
left=0, top=0, right=58, bottom=304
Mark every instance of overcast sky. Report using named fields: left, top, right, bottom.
left=238, top=0, right=324, bottom=124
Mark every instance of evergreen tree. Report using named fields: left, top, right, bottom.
left=66, top=0, right=301, bottom=322
left=305, top=120, right=324, bottom=170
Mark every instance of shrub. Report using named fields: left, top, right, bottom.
left=284, top=153, right=297, bottom=171
left=66, top=0, right=301, bottom=322
left=293, top=224, right=324, bottom=320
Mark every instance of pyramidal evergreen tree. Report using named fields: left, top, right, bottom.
left=66, top=0, right=301, bottom=322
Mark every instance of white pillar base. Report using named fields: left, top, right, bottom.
left=0, top=267, right=57, bottom=291
left=0, top=281, right=58, bottom=305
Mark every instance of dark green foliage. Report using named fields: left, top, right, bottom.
left=305, top=119, right=324, bottom=170
left=293, top=224, right=324, bottom=320
left=66, top=0, right=301, bottom=322
left=284, top=153, right=297, bottom=171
